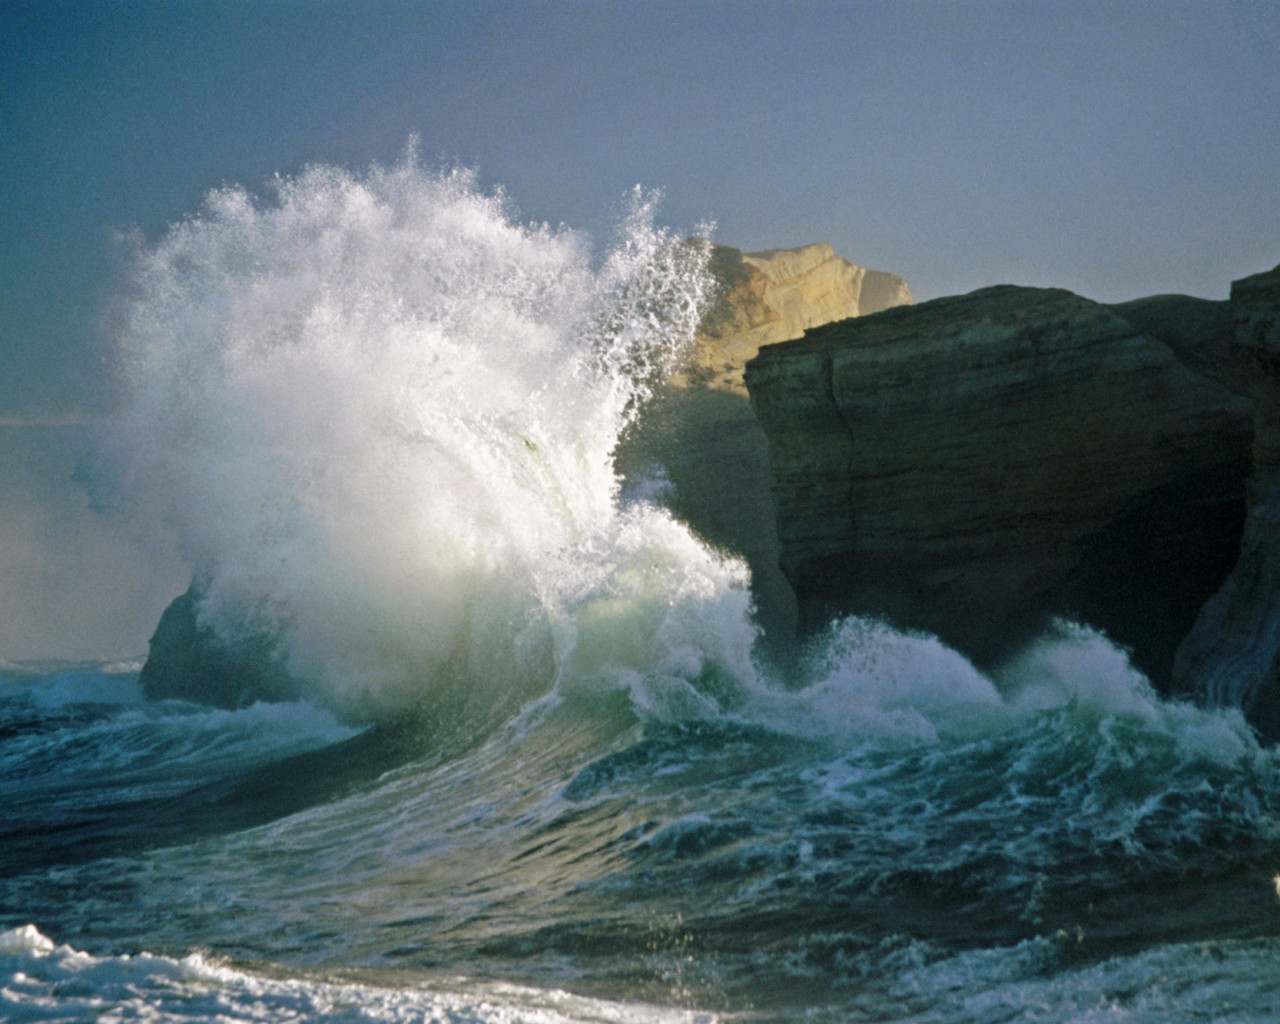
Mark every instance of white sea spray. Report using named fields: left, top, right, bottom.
left=108, top=154, right=755, bottom=722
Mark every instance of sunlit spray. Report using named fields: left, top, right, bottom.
left=110, top=151, right=755, bottom=720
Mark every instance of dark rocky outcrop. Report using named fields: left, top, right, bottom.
left=140, top=583, right=296, bottom=707
left=1171, top=475, right=1280, bottom=742
left=1236, top=265, right=1280, bottom=508
left=1173, top=264, right=1280, bottom=739
left=1107, top=294, right=1247, bottom=396
left=744, top=285, right=1253, bottom=682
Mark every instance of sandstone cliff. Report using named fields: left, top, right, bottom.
left=617, top=243, right=912, bottom=658
left=744, top=285, right=1253, bottom=681
left=687, top=243, right=911, bottom=394
left=1173, top=264, right=1280, bottom=740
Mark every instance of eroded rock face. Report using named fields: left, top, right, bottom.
left=744, top=285, right=1253, bottom=681
left=1173, top=264, right=1280, bottom=739
left=687, top=243, right=911, bottom=394
left=1107, top=294, right=1246, bottom=396
left=1171, top=477, right=1280, bottom=742
left=1236, top=265, right=1280, bottom=508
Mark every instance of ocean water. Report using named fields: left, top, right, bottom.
left=4, top=156, right=1280, bottom=1023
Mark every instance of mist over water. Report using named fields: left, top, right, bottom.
left=0, top=427, right=187, bottom=661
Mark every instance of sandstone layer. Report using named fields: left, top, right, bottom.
left=744, top=285, right=1253, bottom=681
left=1173, top=264, right=1280, bottom=740
left=687, top=243, right=911, bottom=394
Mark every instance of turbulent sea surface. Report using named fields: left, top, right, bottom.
left=4, top=157, right=1280, bottom=1022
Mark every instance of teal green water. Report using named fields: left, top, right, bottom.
left=3, top=630, right=1280, bottom=1022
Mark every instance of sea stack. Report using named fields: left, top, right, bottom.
left=744, top=284, right=1252, bottom=681
left=139, top=583, right=296, bottom=708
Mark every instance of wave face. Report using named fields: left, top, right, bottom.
left=5, top=163, right=1280, bottom=1021
left=109, top=157, right=752, bottom=722
left=4, top=639, right=1280, bottom=1022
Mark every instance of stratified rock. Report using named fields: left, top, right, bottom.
left=1107, top=294, right=1248, bottom=396
left=1236, top=265, right=1280, bottom=507
left=687, top=243, right=911, bottom=394
left=1171, top=476, right=1280, bottom=742
left=1173, top=264, right=1280, bottom=739
left=619, top=243, right=911, bottom=659
left=744, top=284, right=1252, bottom=680
left=140, top=583, right=296, bottom=707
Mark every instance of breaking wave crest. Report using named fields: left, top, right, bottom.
left=9, top=147, right=1280, bottom=1024
left=105, top=149, right=1264, bottom=768
left=109, top=153, right=755, bottom=722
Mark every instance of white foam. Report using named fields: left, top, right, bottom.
left=995, top=620, right=1161, bottom=720
left=742, top=617, right=1005, bottom=745
left=709, top=616, right=1266, bottom=773
left=556, top=506, right=758, bottom=716
left=993, top=620, right=1261, bottom=765
left=0, top=926, right=717, bottom=1023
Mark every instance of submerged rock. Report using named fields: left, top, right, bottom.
left=744, top=284, right=1252, bottom=682
left=1173, top=264, right=1280, bottom=740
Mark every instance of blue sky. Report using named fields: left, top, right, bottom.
left=3, top=0, right=1279, bottom=419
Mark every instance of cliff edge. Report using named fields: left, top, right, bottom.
left=744, top=284, right=1252, bottom=682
